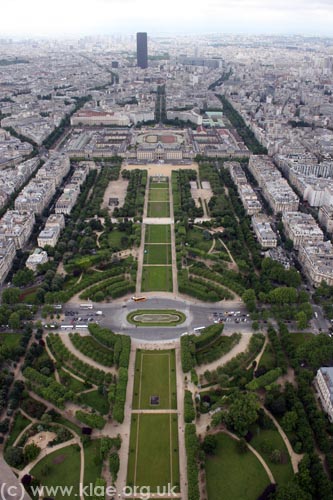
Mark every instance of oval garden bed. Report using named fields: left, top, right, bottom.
left=127, top=309, right=186, bottom=327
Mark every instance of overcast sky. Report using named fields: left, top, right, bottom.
left=2, top=0, right=333, bottom=37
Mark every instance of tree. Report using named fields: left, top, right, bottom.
left=275, top=482, right=311, bottom=500
left=4, top=446, right=24, bottom=467
left=201, top=435, right=218, bottom=455
left=13, top=269, right=34, bottom=287
left=242, top=289, right=256, bottom=312
left=281, top=411, right=298, bottom=433
left=2, top=287, right=21, bottom=304
left=24, top=443, right=40, bottom=463
left=9, top=312, right=21, bottom=330
left=296, top=311, right=308, bottom=330
left=224, top=392, right=259, bottom=436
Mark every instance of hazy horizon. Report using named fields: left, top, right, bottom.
left=1, top=0, right=333, bottom=38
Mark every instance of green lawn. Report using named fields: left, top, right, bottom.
left=258, top=343, right=276, bottom=371
left=0, top=333, right=21, bottom=349
left=132, top=349, right=177, bottom=410
left=80, top=390, right=109, bottom=415
left=205, top=433, right=270, bottom=500
left=83, top=439, right=103, bottom=488
left=108, top=229, right=123, bottom=248
left=147, top=201, right=170, bottom=218
left=58, top=368, right=87, bottom=393
left=150, top=181, right=169, bottom=189
left=185, top=227, right=212, bottom=252
left=30, top=445, right=81, bottom=499
left=144, top=244, right=172, bottom=265
left=290, top=332, right=314, bottom=348
left=127, top=413, right=179, bottom=491
left=250, top=424, right=294, bottom=486
left=141, top=266, right=173, bottom=292
left=145, top=225, right=171, bottom=244
left=149, top=189, right=169, bottom=202
left=6, top=411, right=31, bottom=447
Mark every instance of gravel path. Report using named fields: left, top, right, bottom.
left=196, top=331, right=252, bottom=376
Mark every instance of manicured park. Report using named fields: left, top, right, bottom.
left=205, top=433, right=271, bottom=500
left=30, top=445, right=81, bottom=499
left=143, top=243, right=172, bottom=265
left=149, top=188, right=169, bottom=202
left=147, top=201, right=170, bottom=218
left=145, top=224, right=171, bottom=244
left=132, top=349, right=177, bottom=409
left=147, top=179, right=170, bottom=217
left=141, top=265, right=173, bottom=292
left=127, top=413, right=179, bottom=492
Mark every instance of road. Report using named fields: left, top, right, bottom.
left=62, top=294, right=251, bottom=341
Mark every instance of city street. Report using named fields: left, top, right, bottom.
left=62, top=295, right=251, bottom=341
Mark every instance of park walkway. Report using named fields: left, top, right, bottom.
left=168, top=176, right=178, bottom=294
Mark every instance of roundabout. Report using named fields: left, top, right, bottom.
left=127, top=308, right=186, bottom=327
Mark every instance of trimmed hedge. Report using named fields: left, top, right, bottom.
left=75, top=410, right=105, bottom=429
left=69, top=333, right=114, bottom=367
left=185, top=424, right=200, bottom=500
left=184, top=391, right=195, bottom=423
left=47, top=334, right=109, bottom=385
left=88, top=324, right=131, bottom=369
left=23, top=367, right=73, bottom=408
left=112, top=367, right=128, bottom=423
left=246, top=367, right=282, bottom=391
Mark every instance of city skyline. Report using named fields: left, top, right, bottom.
left=2, top=0, right=333, bottom=37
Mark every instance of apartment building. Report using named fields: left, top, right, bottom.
left=55, top=189, right=79, bottom=215
left=299, top=241, right=333, bottom=287
left=71, top=110, right=130, bottom=127
left=319, top=205, right=333, bottom=234
left=263, top=179, right=299, bottom=214
left=315, top=367, right=333, bottom=422
left=14, top=179, right=54, bottom=215
left=37, top=225, right=61, bottom=248
left=26, top=248, right=48, bottom=272
left=0, top=210, right=35, bottom=249
left=251, top=215, right=277, bottom=248
left=282, top=212, right=324, bottom=249
left=0, top=237, right=16, bottom=285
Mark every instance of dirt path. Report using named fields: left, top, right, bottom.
left=135, top=177, right=150, bottom=294
left=169, top=177, right=178, bottom=294
left=247, top=334, right=268, bottom=370
left=275, top=366, right=297, bottom=388
left=218, top=238, right=239, bottom=272
left=123, top=162, right=199, bottom=178
left=114, top=346, right=136, bottom=495
left=261, top=405, right=303, bottom=473
left=208, top=238, right=216, bottom=254
left=187, top=272, right=241, bottom=301
left=196, top=332, right=252, bottom=377
left=175, top=342, right=188, bottom=500
left=136, top=223, right=146, bottom=294
left=58, top=333, right=117, bottom=375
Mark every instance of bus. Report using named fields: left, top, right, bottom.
left=194, top=326, right=206, bottom=333
left=61, top=325, right=74, bottom=330
left=132, top=296, right=147, bottom=302
left=79, top=303, right=93, bottom=310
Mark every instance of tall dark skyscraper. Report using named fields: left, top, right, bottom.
left=137, top=32, right=148, bottom=69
